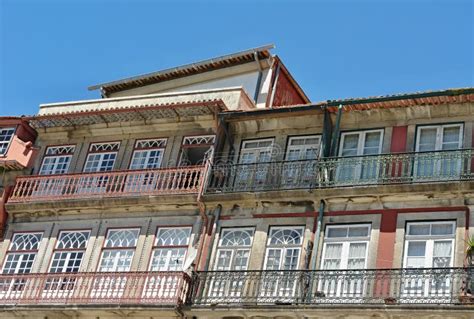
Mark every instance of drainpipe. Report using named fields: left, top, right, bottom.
left=310, top=200, right=325, bottom=270
left=330, top=104, right=343, bottom=156
left=203, top=205, right=222, bottom=271
left=195, top=160, right=212, bottom=270
left=253, top=51, right=264, bottom=104
left=306, top=200, right=325, bottom=302
left=0, top=185, right=13, bottom=240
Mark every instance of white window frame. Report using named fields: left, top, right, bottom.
left=403, top=221, right=456, bottom=269
left=178, top=135, right=215, bottom=167
left=149, top=227, right=191, bottom=272
left=339, top=129, right=384, bottom=157
left=39, top=145, right=75, bottom=175
left=129, top=139, right=167, bottom=170
left=285, top=135, right=321, bottom=161
left=321, top=224, right=371, bottom=270
left=83, top=142, right=120, bottom=173
left=2, top=232, right=43, bottom=274
left=0, top=127, right=16, bottom=156
left=239, top=138, right=275, bottom=164
left=415, top=124, right=463, bottom=152
left=263, top=226, right=304, bottom=271
left=97, top=228, right=139, bottom=272
left=48, top=230, right=90, bottom=273
left=337, top=129, right=384, bottom=184
left=401, top=221, right=456, bottom=300
left=214, top=227, right=254, bottom=271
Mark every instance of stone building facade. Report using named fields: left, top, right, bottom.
left=0, top=45, right=473, bottom=318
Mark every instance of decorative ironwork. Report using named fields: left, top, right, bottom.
left=56, top=231, right=90, bottom=249
left=89, top=142, right=120, bottom=152
left=9, top=166, right=206, bottom=202
left=0, top=271, right=190, bottom=306
left=45, top=145, right=76, bottom=156
left=207, top=149, right=474, bottom=193
left=190, top=267, right=474, bottom=306
left=9, top=233, right=43, bottom=251
left=135, top=139, right=167, bottom=149
left=104, top=229, right=139, bottom=248
left=183, top=135, right=215, bottom=146
left=156, top=228, right=191, bottom=246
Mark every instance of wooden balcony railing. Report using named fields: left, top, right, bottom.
left=0, top=271, right=190, bottom=306
left=9, top=166, right=206, bottom=203
left=207, top=149, right=474, bottom=193
left=190, top=268, right=474, bottom=306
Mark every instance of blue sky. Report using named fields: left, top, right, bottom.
left=1, top=0, right=472, bottom=116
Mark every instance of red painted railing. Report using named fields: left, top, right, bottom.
left=9, top=166, right=205, bottom=202
left=0, top=271, right=190, bottom=306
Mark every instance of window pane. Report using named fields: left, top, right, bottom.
left=442, top=126, right=461, bottom=149
left=322, top=243, right=342, bottom=270
left=408, top=224, right=430, bottom=236
left=155, top=228, right=191, bottom=246
left=348, top=226, right=369, bottom=237
left=327, top=227, right=347, bottom=238
left=418, top=128, right=437, bottom=151
left=215, top=250, right=232, bottom=270
left=0, top=128, right=15, bottom=155
left=220, top=229, right=254, bottom=247
left=268, top=227, right=303, bottom=245
left=433, top=241, right=452, bottom=267
left=407, top=241, right=426, bottom=257
left=341, top=134, right=359, bottom=156
left=265, top=249, right=282, bottom=270
left=431, top=223, right=454, bottom=236
left=363, top=132, right=381, bottom=155
left=104, top=229, right=139, bottom=248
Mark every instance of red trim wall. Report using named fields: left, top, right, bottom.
left=390, top=126, right=408, bottom=153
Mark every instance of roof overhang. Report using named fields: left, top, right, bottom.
left=220, top=87, right=474, bottom=120
left=324, top=87, right=474, bottom=112
left=26, top=99, right=227, bottom=129
left=89, top=44, right=275, bottom=96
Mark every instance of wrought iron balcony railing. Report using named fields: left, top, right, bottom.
left=8, top=165, right=206, bottom=203
left=190, top=268, right=474, bottom=306
left=0, top=271, right=190, bottom=306
left=206, top=149, right=473, bottom=193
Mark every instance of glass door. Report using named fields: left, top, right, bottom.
left=402, top=221, right=455, bottom=301
left=261, top=227, right=304, bottom=302
left=235, top=139, right=274, bottom=190
left=208, top=228, right=254, bottom=301
left=283, top=136, right=320, bottom=188
left=337, top=130, right=383, bottom=184
left=414, top=124, right=463, bottom=180
left=320, top=224, right=370, bottom=301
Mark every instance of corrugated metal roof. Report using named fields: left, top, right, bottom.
left=220, top=87, right=474, bottom=119
left=88, top=44, right=275, bottom=95
left=323, top=87, right=474, bottom=112
left=26, top=99, right=226, bottom=129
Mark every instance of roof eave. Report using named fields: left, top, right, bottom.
left=88, top=44, right=275, bottom=92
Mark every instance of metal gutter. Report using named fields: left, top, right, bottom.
left=325, top=87, right=474, bottom=107
left=88, top=44, right=275, bottom=91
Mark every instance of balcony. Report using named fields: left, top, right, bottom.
left=190, top=268, right=473, bottom=306
left=207, top=149, right=474, bottom=193
left=0, top=271, right=190, bottom=306
left=8, top=166, right=206, bottom=203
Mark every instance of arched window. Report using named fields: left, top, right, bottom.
left=264, top=226, right=304, bottom=270
left=215, top=228, right=254, bottom=271
left=150, top=227, right=192, bottom=271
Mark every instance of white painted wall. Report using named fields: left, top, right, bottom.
left=160, top=69, right=272, bottom=108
